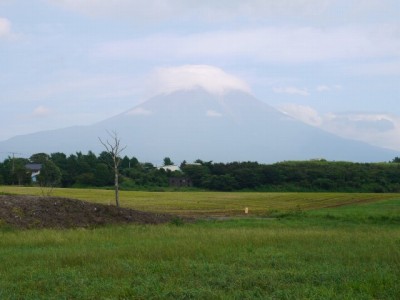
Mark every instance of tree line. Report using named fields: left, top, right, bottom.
left=183, top=159, right=400, bottom=192
left=1, top=152, right=400, bottom=193
left=0, top=152, right=176, bottom=189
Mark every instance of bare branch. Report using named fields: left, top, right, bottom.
left=98, top=130, right=127, bottom=208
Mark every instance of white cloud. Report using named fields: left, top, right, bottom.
left=27, top=73, right=143, bottom=105
left=316, top=84, right=342, bottom=92
left=206, top=110, right=222, bottom=117
left=278, top=104, right=321, bottom=125
left=31, top=106, right=52, bottom=118
left=322, top=113, right=400, bottom=150
left=0, top=17, right=11, bottom=38
left=48, top=0, right=333, bottom=21
left=150, top=65, right=251, bottom=96
left=48, top=1, right=400, bottom=24
left=48, top=0, right=174, bottom=20
left=126, top=107, right=152, bottom=116
left=347, top=60, right=400, bottom=76
left=273, top=86, right=309, bottom=96
left=316, top=85, right=330, bottom=92
left=280, top=103, right=400, bottom=150
left=94, top=25, right=400, bottom=64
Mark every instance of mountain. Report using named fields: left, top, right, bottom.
left=0, top=88, right=398, bottom=163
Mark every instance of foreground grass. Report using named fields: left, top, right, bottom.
left=1, top=187, right=399, bottom=298
left=1, top=215, right=399, bottom=299
left=1, top=186, right=398, bottom=216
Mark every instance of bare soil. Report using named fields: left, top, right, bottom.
left=0, top=195, right=182, bottom=229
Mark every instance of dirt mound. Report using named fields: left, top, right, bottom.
left=0, top=195, right=181, bottom=229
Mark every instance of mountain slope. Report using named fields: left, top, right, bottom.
left=0, top=88, right=397, bottom=163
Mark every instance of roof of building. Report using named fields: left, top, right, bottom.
left=159, top=165, right=181, bottom=172
left=25, top=163, right=42, bottom=171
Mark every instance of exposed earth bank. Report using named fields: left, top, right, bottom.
left=0, top=195, right=180, bottom=229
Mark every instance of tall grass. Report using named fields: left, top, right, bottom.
left=307, top=198, right=400, bottom=224
left=1, top=217, right=399, bottom=299
left=1, top=187, right=399, bottom=298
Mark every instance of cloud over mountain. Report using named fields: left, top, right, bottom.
left=31, top=106, right=52, bottom=118
left=149, top=65, right=251, bottom=96
left=280, top=103, right=400, bottom=151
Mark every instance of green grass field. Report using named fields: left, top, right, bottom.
left=1, top=185, right=398, bottom=216
left=1, top=187, right=399, bottom=299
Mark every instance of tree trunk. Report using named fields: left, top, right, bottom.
left=99, top=131, right=126, bottom=208
left=114, top=164, right=120, bottom=208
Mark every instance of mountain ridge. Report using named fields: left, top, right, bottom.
left=0, top=88, right=398, bottom=163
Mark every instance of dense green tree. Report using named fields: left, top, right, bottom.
left=37, top=160, right=62, bottom=190
left=75, top=152, right=92, bottom=174
left=202, top=174, right=237, bottom=191
left=30, top=153, right=50, bottom=163
left=14, top=158, right=31, bottom=185
left=181, top=164, right=210, bottom=187
left=163, top=157, right=174, bottom=166
left=392, top=157, right=400, bottom=163
left=50, top=152, right=68, bottom=169
left=130, top=157, right=139, bottom=168
left=83, top=151, right=98, bottom=169
left=180, top=160, right=187, bottom=169
left=75, top=172, right=95, bottom=186
left=98, top=151, right=113, bottom=166
left=1, top=157, right=30, bottom=185
left=3, top=151, right=400, bottom=192
left=93, top=163, right=113, bottom=186
left=142, top=162, right=155, bottom=170
left=0, top=158, right=13, bottom=185
left=120, top=156, right=131, bottom=169
left=232, top=167, right=263, bottom=189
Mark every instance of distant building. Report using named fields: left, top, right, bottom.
left=158, top=165, right=181, bottom=172
left=25, top=163, right=42, bottom=182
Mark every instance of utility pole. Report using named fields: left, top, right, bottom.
left=5, top=152, right=23, bottom=185
left=12, top=152, right=15, bottom=174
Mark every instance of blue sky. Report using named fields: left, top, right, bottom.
left=1, top=0, right=400, bottom=150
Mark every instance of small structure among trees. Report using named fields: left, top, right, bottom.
left=25, top=163, right=42, bottom=182
left=169, top=177, right=193, bottom=188
left=159, top=165, right=181, bottom=172
left=25, top=153, right=62, bottom=195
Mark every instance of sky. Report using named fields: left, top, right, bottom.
left=1, top=0, right=400, bottom=151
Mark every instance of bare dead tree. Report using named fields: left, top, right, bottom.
left=99, top=131, right=126, bottom=208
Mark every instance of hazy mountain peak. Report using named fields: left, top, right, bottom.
left=150, top=65, right=251, bottom=96
left=0, top=87, right=398, bottom=163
